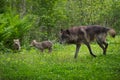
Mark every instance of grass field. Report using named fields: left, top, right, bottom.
left=0, top=36, right=120, bottom=80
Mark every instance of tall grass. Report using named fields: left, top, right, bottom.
left=0, top=36, right=120, bottom=80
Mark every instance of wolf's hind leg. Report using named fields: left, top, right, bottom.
left=84, top=42, right=96, bottom=57
left=48, top=47, right=52, bottom=53
left=87, top=44, right=96, bottom=57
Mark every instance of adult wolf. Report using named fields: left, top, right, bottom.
left=59, top=25, right=116, bottom=58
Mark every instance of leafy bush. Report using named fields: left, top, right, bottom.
left=0, top=13, right=36, bottom=49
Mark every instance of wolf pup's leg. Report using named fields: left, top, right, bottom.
left=48, top=47, right=52, bottom=53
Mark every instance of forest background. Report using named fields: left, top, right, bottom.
left=0, top=0, right=120, bottom=51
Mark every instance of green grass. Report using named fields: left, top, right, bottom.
left=0, top=36, right=120, bottom=80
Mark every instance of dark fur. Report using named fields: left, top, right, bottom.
left=60, top=25, right=116, bottom=58
left=30, top=40, right=52, bottom=53
left=13, top=39, right=21, bottom=50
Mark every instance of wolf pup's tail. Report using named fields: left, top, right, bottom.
left=107, top=28, right=116, bottom=38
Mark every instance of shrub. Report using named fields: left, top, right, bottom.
left=0, top=13, right=36, bottom=49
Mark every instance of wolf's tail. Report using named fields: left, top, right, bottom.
left=107, top=28, right=116, bottom=38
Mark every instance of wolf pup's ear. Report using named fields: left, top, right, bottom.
left=66, top=29, right=70, bottom=35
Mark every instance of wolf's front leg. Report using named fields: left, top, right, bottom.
left=74, top=44, right=81, bottom=58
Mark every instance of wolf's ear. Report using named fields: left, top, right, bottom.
left=66, top=29, right=70, bottom=35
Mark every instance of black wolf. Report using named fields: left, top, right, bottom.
left=30, top=40, right=52, bottom=53
left=13, top=39, right=21, bottom=50
left=59, top=25, right=116, bottom=58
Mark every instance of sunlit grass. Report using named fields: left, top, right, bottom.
left=0, top=36, right=120, bottom=80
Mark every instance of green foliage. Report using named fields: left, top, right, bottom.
left=0, top=0, right=6, bottom=13
left=110, top=1, right=120, bottom=34
left=29, top=0, right=68, bottom=40
left=0, top=36, right=120, bottom=80
left=25, top=0, right=120, bottom=41
left=1, top=0, right=120, bottom=49
left=0, top=13, right=36, bottom=49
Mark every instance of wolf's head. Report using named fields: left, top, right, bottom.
left=30, top=40, right=37, bottom=46
left=13, top=39, right=21, bottom=50
left=13, top=39, right=20, bottom=45
left=59, top=29, right=71, bottom=44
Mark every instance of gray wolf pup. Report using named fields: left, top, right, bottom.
left=60, top=25, right=116, bottom=58
left=30, top=40, right=52, bottom=53
left=13, top=39, right=21, bottom=50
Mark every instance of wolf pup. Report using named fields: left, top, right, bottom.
left=60, top=25, right=116, bottom=58
left=30, top=40, right=52, bottom=53
left=13, top=39, right=21, bottom=50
